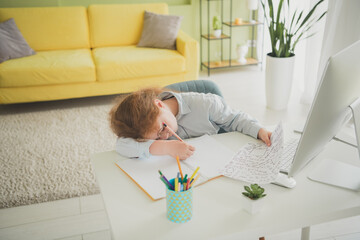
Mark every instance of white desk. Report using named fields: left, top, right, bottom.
left=91, top=132, right=360, bottom=240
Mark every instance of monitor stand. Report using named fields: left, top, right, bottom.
left=308, top=98, right=360, bottom=191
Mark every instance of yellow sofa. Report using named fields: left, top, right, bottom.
left=0, top=4, right=199, bottom=104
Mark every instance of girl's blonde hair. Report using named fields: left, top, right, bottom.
left=109, top=88, right=163, bottom=141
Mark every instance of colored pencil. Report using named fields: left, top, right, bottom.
left=190, top=174, right=200, bottom=188
left=189, top=167, right=200, bottom=182
left=159, top=176, right=172, bottom=189
left=176, top=156, right=184, bottom=182
left=162, top=176, right=174, bottom=190
left=162, top=122, right=183, bottom=142
left=186, top=178, right=190, bottom=190
left=175, top=177, right=178, bottom=192
left=158, top=170, right=174, bottom=189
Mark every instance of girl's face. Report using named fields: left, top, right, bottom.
left=145, top=100, right=178, bottom=140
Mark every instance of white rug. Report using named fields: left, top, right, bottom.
left=0, top=100, right=117, bottom=208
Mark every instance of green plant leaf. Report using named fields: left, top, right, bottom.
left=244, top=185, right=252, bottom=193
left=298, top=0, right=324, bottom=30
left=242, top=192, right=251, bottom=198
left=276, top=0, right=284, bottom=26
left=262, top=0, right=325, bottom=57
left=268, top=0, right=274, bottom=21
left=289, top=9, right=297, bottom=33
left=213, top=16, right=222, bottom=30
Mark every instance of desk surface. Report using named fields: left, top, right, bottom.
left=91, top=132, right=360, bottom=240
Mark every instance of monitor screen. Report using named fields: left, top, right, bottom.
left=289, top=40, right=360, bottom=177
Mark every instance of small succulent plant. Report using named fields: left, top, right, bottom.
left=242, top=184, right=266, bottom=200
left=213, top=16, right=221, bottom=30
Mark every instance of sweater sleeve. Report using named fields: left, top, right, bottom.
left=115, top=137, right=155, bottom=158
left=208, top=95, right=263, bottom=139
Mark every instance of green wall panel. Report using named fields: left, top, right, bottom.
left=0, top=0, right=196, bottom=38
left=0, top=0, right=255, bottom=57
left=0, top=0, right=58, bottom=7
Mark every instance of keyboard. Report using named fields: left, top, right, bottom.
left=279, top=137, right=300, bottom=173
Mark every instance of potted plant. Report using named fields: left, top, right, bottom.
left=261, top=0, right=326, bottom=110
left=241, top=184, right=266, bottom=214
left=213, top=16, right=222, bottom=38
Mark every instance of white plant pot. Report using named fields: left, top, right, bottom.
left=236, top=45, right=248, bottom=64
left=240, top=195, right=264, bottom=215
left=213, top=29, right=222, bottom=38
left=265, top=54, right=296, bottom=110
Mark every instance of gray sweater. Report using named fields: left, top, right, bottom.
left=116, top=91, right=262, bottom=158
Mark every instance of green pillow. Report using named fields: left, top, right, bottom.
left=137, top=11, right=183, bottom=50
left=0, top=18, right=36, bottom=63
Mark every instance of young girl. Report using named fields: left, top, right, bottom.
left=109, top=87, right=272, bottom=160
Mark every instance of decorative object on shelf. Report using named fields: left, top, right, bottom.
left=261, top=0, right=326, bottom=110
left=236, top=42, right=248, bottom=64
left=241, top=184, right=266, bottom=214
left=234, top=17, right=243, bottom=25
left=246, top=0, right=258, bottom=23
left=199, top=0, right=264, bottom=76
left=213, top=16, right=222, bottom=38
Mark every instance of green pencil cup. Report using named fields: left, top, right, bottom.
left=166, top=178, right=193, bottom=223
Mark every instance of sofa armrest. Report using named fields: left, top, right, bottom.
left=176, top=30, right=199, bottom=80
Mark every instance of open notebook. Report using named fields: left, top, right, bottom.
left=115, top=135, right=235, bottom=200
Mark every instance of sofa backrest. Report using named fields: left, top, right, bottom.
left=0, top=7, right=90, bottom=51
left=88, top=3, right=168, bottom=48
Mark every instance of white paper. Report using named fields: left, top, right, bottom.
left=184, top=135, right=235, bottom=178
left=220, top=122, right=284, bottom=184
left=115, top=134, right=234, bottom=200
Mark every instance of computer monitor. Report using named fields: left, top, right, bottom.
left=288, top=40, right=360, bottom=190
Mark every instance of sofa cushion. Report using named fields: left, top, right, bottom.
left=88, top=3, right=168, bottom=48
left=137, top=11, right=183, bottom=50
left=93, top=46, right=185, bottom=82
left=0, top=18, right=36, bottom=63
left=0, top=49, right=95, bottom=88
left=0, top=7, right=90, bottom=51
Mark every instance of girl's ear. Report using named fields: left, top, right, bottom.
left=154, top=99, right=164, bottom=108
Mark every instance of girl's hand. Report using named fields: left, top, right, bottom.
left=258, top=128, right=272, bottom=146
left=149, top=140, right=195, bottom=160
left=166, top=141, right=196, bottom=160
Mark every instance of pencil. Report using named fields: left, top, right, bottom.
left=159, top=176, right=172, bottom=189
left=189, top=167, right=200, bottom=182
left=162, top=122, right=183, bottom=142
left=158, top=170, right=174, bottom=189
left=186, top=178, right=190, bottom=190
left=175, top=177, right=178, bottom=192
left=190, top=174, right=200, bottom=188
left=183, top=174, right=187, bottom=190
left=176, top=156, right=184, bottom=182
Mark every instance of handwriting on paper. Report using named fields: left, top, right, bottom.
left=220, top=122, right=284, bottom=184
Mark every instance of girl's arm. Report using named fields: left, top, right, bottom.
left=116, top=137, right=154, bottom=158
left=116, top=137, right=195, bottom=159
left=149, top=140, right=195, bottom=160
left=209, top=95, right=271, bottom=145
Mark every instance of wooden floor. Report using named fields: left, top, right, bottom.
left=1, top=67, right=359, bottom=240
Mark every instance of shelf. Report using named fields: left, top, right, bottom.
left=199, top=0, right=264, bottom=75
left=201, top=34, right=231, bottom=40
left=223, top=21, right=263, bottom=27
left=202, top=58, right=259, bottom=69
